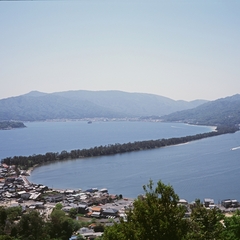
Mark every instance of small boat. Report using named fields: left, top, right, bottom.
left=231, top=146, right=240, bottom=150
left=88, top=121, right=92, bottom=124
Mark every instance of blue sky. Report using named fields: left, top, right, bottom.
left=0, top=0, right=240, bottom=101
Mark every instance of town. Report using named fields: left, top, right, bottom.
left=0, top=163, right=240, bottom=240
left=0, top=163, right=133, bottom=239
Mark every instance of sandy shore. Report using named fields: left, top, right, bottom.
left=25, top=164, right=39, bottom=176
left=20, top=165, right=39, bottom=186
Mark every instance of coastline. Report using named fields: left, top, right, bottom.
left=26, top=164, right=38, bottom=176
left=21, top=126, right=237, bottom=192
left=24, top=164, right=39, bottom=184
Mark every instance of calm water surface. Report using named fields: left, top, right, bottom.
left=1, top=121, right=240, bottom=202
left=0, top=121, right=212, bottom=158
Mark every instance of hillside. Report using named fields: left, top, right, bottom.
left=161, top=94, right=240, bottom=126
left=0, top=90, right=207, bottom=121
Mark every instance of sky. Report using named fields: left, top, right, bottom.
left=0, top=0, right=240, bottom=101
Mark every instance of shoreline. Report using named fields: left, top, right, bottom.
left=26, top=164, right=38, bottom=176
left=22, top=126, right=238, bottom=188
left=2, top=124, right=236, bottom=169
left=24, top=164, right=39, bottom=184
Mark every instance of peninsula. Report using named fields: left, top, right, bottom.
left=0, top=121, right=26, bottom=130
left=1, top=124, right=238, bottom=171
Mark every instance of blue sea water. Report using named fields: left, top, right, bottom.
left=1, top=121, right=240, bottom=202
left=0, top=121, right=212, bottom=158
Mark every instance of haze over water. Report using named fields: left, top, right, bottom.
left=1, top=121, right=240, bottom=202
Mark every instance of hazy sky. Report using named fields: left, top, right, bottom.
left=1, top=1, right=240, bottom=101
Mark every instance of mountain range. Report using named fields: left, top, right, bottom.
left=0, top=90, right=207, bottom=121
left=0, top=90, right=239, bottom=126
left=161, top=94, right=240, bottom=126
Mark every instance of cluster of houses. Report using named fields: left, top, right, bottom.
left=0, top=164, right=47, bottom=205
left=203, top=198, right=239, bottom=210
left=0, top=163, right=131, bottom=219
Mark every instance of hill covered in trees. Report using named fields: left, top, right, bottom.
left=0, top=90, right=207, bottom=121
left=161, top=94, right=240, bottom=126
left=0, top=121, right=26, bottom=130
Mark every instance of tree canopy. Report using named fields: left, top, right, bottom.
left=0, top=121, right=26, bottom=130
left=102, top=180, right=231, bottom=240
left=103, top=180, right=188, bottom=240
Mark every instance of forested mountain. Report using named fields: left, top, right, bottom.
left=0, top=90, right=207, bottom=121
left=161, top=94, right=240, bottom=126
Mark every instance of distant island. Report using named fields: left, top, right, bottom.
left=0, top=121, right=26, bottom=130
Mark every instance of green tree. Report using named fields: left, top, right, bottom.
left=48, top=208, right=80, bottom=240
left=76, top=235, right=85, bottom=240
left=6, top=207, right=22, bottom=222
left=185, top=199, right=224, bottom=240
left=221, top=210, right=240, bottom=240
left=69, top=208, right=77, bottom=219
left=55, top=203, right=63, bottom=210
left=0, top=236, right=16, bottom=240
left=103, top=180, right=188, bottom=240
left=48, top=208, right=66, bottom=239
left=0, top=207, right=7, bottom=234
left=16, top=210, right=50, bottom=240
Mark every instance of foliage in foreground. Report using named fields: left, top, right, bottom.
left=102, top=180, right=240, bottom=240
left=103, top=180, right=188, bottom=240
left=0, top=205, right=80, bottom=240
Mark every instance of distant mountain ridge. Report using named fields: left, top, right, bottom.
left=0, top=90, right=207, bottom=121
left=161, top=94, right=240, bottom=126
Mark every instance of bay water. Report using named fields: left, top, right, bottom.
left=1, top=121, right=240, bottom=202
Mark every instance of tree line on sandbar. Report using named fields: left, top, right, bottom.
left=1, top=125, right=238, bottom=170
